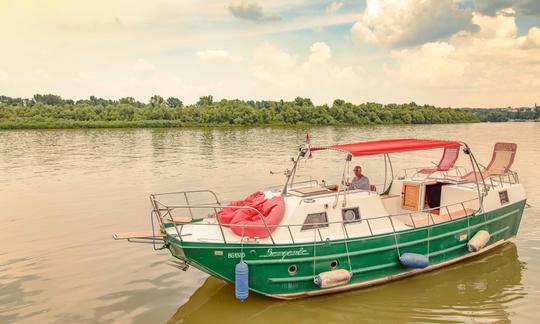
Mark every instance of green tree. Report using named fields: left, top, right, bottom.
left=166, top=97, right=183, bottom=108
left=149, top=95, right=165, bottom=107
left=119, top=97, right=136, bottom=105
left=33, top=94, right=64, bottom=105
left=197, top=95, right=213, bottom=106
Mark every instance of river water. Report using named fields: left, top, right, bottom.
left=1, top=123, right=539, bottom=323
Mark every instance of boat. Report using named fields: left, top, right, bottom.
left=114, top=138, right=527, bottom=300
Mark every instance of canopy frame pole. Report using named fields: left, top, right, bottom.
left=281, top=148, right=306, bottom=196
left=461, top=142, right=486, bottom=212
left=383, top=154, right=388, bottom=193
left=388, top=153, right=394, bottom=180
left=334, top=153, right=351, bottom=208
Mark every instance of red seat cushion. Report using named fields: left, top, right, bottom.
left=217, top=193, right=285, bottom=238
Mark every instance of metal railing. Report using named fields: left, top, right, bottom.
left=264, top=179, right=319, bottom=192
left=395, top=166, right=520, bottom=192
left=151, top=190, right=480, bottom=246
left=485, top=170, right=519, bottom=189
left=396, top=165, right=467, bottom=180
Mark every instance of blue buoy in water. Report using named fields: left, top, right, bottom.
left=399, top=253, right=429, bottom=269
left=235, top=260, right=249, bottom=301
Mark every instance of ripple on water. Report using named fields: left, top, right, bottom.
left=1, top=124, right=540, bottom=323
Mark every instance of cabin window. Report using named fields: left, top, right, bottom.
left=499, top=190, right=509, bottom=205
left=301, top=212, right=328, bottom=231
left=342, top=207, right=361, bottom=223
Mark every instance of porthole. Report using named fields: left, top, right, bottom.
left=288, top=265, right=298, bottom=275
left=342, top=207, right=361, bottom=223
left=330, top=260, right=339, bottom=269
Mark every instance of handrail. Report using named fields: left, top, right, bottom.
left=151, top=189, right=221, bottom=204
left=152, top=200, right=276, bottom=244
left=264, top=179, right=319, bottom=191
left=155, top=198, right=479, bottom=227
left=152, top=196, right=480, bottom=245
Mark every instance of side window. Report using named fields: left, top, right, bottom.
left=499, top=190, right=509, bottom=205
left=342, top=207, right=361, bottom=223
left=301, top=212, right=329, bottom=231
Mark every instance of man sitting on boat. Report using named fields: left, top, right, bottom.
left=349, top=165, right=371, bottom=191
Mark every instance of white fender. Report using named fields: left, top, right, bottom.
left=467, top=230, right=491, bottom=252
left=314, top=269, right=351, bottom=288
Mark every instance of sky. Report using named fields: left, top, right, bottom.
left=1, top=0, right=539, bottom=108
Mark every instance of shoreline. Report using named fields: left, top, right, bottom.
left=0, top=120, right=532, bottom=131
left=0, top=120, right=481, bottom=130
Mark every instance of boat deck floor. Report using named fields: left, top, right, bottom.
left=396, top=208, right=476, bottom=228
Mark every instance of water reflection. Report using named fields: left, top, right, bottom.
left=0, top=257, right=48, bottom=322
left=169, top=244, right=525, bottom=323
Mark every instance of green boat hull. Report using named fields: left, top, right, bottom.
left=166, top=199, right=526, bottom=299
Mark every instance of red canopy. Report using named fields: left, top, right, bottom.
left=311, top=139, right=461, bottom=157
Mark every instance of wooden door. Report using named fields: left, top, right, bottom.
left=402, top=183, right=421, bottom=211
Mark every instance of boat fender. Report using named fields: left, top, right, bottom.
left=399, top=253, right=429, bottom=269
left=313, top=269, right=351, bottom=288
left=467, top=230, right=490, bottom=252
left=235, top=260, right=249, bottom=301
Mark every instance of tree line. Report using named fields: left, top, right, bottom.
left=0, top=94, right=535, bottom=129
left=465, top=106, right=540, bottom=122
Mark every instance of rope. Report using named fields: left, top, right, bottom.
left=392, top=228, right=402, bottom=258
left=427, top=225, right=431, bottom=260
left=312, top=229, right=317, bottom=278
left=343, top=233, right=353, bottom=274
left=467, top=211, right=471, bottom=240
left=482, top=211, right=489, bottom=232
left=241, top=227, right=246, bottom=261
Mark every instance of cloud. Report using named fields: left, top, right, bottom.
left=227, top=1, right=281, bottom=22
left=251, top=42, right=375, bottom=103
left=134, top=58, right=155, bottom=71
left=326, top=1, right=344, bottom=14
left=351, top=0, right=476, bottom=47
left=385, top=8, right=540, bottom=106
left=520, top=27, right=540, bottom=49
left=474, top=0, right=540, bottom=16
left=196, top=50, right=243, bottom=62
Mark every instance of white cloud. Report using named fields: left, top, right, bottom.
left=196, top=50, right=243, bottom=62
left=387, top=42, right=466, bottom=88
left=308, top=42, right=332, bottom=63
left=472, top=8, right=517, bottom=39
left=385, top=8, right=540, bottom=106
left=134, top=58, right=155, bottom=71
left=520, top=26, right=540, bottom=49
left=252, top=42, right=377, bottom=103
left=351, top=0, right=476, bottom=47
left=326, top=1, right=344, bottom=14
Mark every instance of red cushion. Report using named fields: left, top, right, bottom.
left=217, top=192, right=285, bottom=238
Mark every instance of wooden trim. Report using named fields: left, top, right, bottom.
left=113, top=231, right=165, bottom=240
left=380, top=194, right=400, bottom=200
left=171, top=216, right=193, bottom=224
